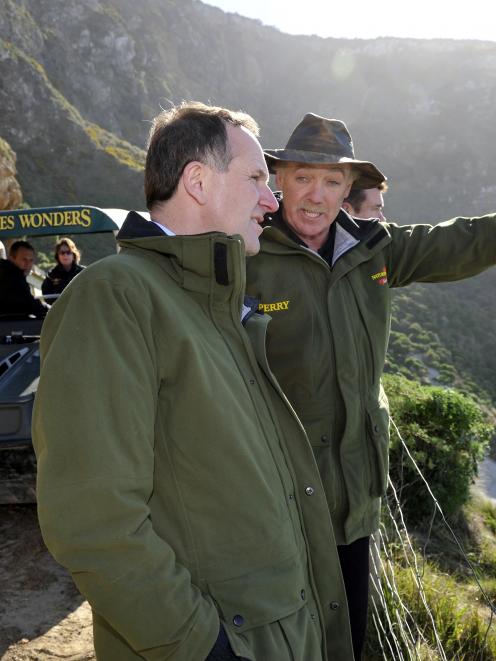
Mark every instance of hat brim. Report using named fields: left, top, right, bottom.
left=264, top=149, right=386, bottom=189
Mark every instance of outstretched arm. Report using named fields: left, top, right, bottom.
left=385, top=213, right=496, bottom=287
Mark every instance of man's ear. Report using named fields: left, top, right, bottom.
left=275, top=169, right=284, bottom=189
left=342, top=201, right=354, bottom=214
left=182, top=161, right=208, bottom=204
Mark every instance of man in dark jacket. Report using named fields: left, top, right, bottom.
left=33, top=103, right=354, bottom=661
left=0, top=240, right=49, bottom=318
left=246, top=112, right=496, bottom=659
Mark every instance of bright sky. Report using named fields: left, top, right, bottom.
left=201, top=0, right=496, bottom=41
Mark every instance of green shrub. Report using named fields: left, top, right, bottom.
left=384, top=374, right=493, bottom=524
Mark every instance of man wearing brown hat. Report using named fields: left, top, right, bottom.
left=246, top=112, right=496, bottom=659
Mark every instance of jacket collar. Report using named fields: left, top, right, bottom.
left=116, top=210, right=247, bottom=307
left=51, top=262, right=82, bottom=275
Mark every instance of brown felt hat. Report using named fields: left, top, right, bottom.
left=264, top=113, right=386, bottom=189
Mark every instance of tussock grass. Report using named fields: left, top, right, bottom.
left=365, top=493, right=496, bottom=659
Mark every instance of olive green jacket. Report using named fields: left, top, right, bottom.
left=246, top=205, right=496, bottom=545
left=33, top=213, right=353, bottom=661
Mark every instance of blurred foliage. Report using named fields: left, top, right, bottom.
left=386, top=276, right=496, bottom=411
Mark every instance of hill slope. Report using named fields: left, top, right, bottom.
left=1, top=0, right=495, bottom=402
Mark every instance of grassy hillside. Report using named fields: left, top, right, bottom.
left=365, top=495, right=496, bottom=659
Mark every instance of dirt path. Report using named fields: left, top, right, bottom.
left=477, top=457, right=496, bottom=503
left=0, top=505, right=94, bottom=660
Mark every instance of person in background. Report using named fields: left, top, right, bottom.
left=33, top=102, right=354, bottom=661
left=41, top=237, right=84, bottom=300
left=343, top=181, right=387, bottom=221
left=246, top=111, right=496, bottom=659
left=0, top=239, right=49, bottom=318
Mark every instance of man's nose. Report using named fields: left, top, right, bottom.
left=306, top=183, right=324, bottom=204
left=261, top=185, right=278, bottom=213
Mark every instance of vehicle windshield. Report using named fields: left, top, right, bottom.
left=0, top=206, right=149, bottom=317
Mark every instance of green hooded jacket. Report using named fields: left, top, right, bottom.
left=33, top=212, right=354, bottom=661
left=246, top=204, right=496, bottom=545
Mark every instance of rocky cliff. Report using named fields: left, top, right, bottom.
left=0, top=137, right=22, bottom=210
left=2, top=0, right=496, bottom=217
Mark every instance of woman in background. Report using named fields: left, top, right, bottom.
left=42, top=237, right=84, bottom=300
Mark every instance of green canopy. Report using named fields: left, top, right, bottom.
left=0, top=206, right=147, bottom=238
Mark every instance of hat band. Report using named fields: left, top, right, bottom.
left=264, top=149, right=353, bottom=165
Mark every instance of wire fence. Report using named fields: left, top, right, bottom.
left=366, top=416, right=496, bottom=660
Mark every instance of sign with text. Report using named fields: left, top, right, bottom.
left=0, top=206, right=134, bottom=238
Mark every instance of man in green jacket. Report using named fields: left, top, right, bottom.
left=33, top=103, right=354, bottom=661
left=245, top=112, right=496, bottom=659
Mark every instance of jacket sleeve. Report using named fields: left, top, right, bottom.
left=22, top=279, right=49, bottom=317
left=33, top=276, right=219, bottom=660
left=384, top=214, right=496, bottom=287
left=29, top=296, right=49, bottom=318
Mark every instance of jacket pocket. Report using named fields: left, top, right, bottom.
left=366, top=402, right=390, bottom=497
left=207, top=553, right=307, bottom=635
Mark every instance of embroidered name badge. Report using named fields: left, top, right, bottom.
left=258, top=300, right=290, bottom=313
left=371, top=266, right=388, bottom=285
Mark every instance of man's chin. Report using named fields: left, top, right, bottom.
left=245, top=239, right=260, bottom=257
